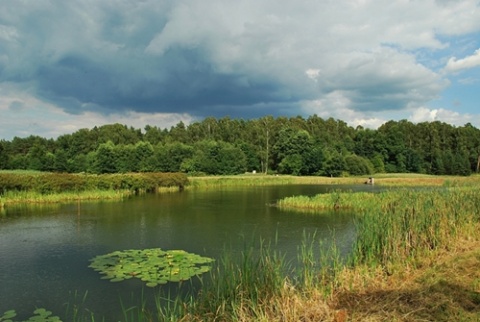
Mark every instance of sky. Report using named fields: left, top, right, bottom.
left=1, top=0, right=480, bottom=140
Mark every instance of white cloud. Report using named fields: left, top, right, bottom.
left=0, top=85, right=193, bottom=139
left=408, top=106, right=479, bottom=127
left=445, top=48, right=480, bottom=73
left=301, top=94, right=390, bottom=129
left=302, top=100, right=480, bottom=130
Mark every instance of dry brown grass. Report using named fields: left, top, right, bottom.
left=329, top=232, right=480, bottom=321
left=223, top=229, right=480, bottom=322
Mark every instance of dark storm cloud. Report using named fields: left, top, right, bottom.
left=1, top=0, right=479, bottom=126
left=33, top=46, right=307, bottom=119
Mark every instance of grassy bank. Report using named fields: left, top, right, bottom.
left=0, top=171, right=188, bottom=206
left=1, top=189, right=132, bottom=206
left=188, top=173, right=480, bottom=189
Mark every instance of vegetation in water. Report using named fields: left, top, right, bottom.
left=89, top=249, right=214, bottom=287
left=0, top=308, right=61, bottom=322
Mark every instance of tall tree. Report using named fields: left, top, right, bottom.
left=93, top=141, right=117, bottom=174
left=0, top=141, right=8, bottom=169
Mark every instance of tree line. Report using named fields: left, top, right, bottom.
left=1, top=115, right=479, bottom=176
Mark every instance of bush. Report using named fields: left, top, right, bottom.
left=0, top=172, right=189, bottom=195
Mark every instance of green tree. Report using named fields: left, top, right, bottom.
left=0, top=141, right=8, bottom=169
left=302, top=142, right=325, bottom=175
left=344, top=154, right=374, bottom=175
left=93, top=141, right=117, bottom=174
left=187, top=141, right=246, bottom=175
left=278, top=154, right=303, bottom=175
left=370, top=154, right=385, bottom=173
left=217, top=143, right=247, bottom=174
left=237, top=142, right=261, bottom=172
left=96, top=123, right=142, bottom=145
left=114, top=144, right=136, bottom=173
left=155, top=142, right=194, bottom=172
left=53, top=149, right=69, bottom=172
left=27, top=144, right=48, bottom=171
left=144, top=125, right=167, bottom=145
left=168, top=121, right=189, bottom=143
left=67, top=153, right=88, bottom=173
left=135, top=141, right=155, bottom=172
left=322, top=152, right=346, bottom=177
left=273, top=128, right=312, bottom=175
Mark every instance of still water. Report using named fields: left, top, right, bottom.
left=0, top=184, right=377, bottom=320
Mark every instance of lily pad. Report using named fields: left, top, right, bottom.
left=89, top=248, right=214, bottom=286
left=0, top=309, right=17, bottom=321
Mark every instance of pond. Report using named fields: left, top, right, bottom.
left=0, top=184, right=379, bottom=320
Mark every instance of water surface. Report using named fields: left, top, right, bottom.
left=0, top=184, right=377, bottom=319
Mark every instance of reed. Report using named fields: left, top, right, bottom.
left=189, top=173, right=480, bottom=190
left=140, top=234, right=343, bottom=321
left=278, top=186, right=480, bottom=268
left=188, top=175, right=297, bottom=188
left=0, top=189, right=131, bottom=205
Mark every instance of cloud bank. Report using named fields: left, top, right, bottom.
left=1, top=0, right=480, bottom=138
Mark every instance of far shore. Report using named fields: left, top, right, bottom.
left=2, top=172, right=479, bottom=207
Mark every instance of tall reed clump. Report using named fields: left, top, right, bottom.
left=147, top=235, right=342, bottom=321
left=350, top=187, right=480, bottom=267
left=278, top=186, right=480, bottom=270
left=184, top=240, right=287, bottom=321
left=277, top=190, right=381, bottom=211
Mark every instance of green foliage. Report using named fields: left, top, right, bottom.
left=369, top=154, right=385, bottom=173
left=2, top=116, right=479, bottom=176
left=92, top=141, right=117, bottom=174
left=155, top=142, right=194, bottom=172
left=344, top=154, right=374, bottom=175
left=0, top=172, right=189, bottom=195
left=134, top=141, right=155, bottom=172
left=0, top=308, right=61, bottom=322
left=322, top=152, right=347, bottom=177
left=278, top=154, right=304, bottom=175
left=89, top=248, right=214, bottom=287
left=0, top=141, right=9, bottom=170
left=0, top=309, right=16, bottom=321
left=187, top=140, right=247, bottom=175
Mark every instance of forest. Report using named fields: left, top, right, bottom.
left=0, top=115, right=479, bottom=176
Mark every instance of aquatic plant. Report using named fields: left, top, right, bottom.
left=0, top=308, right=61, bottom=322
left=89, top=248, right=214, bottom=287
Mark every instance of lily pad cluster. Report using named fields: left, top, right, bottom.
left=0, top=308, right=61, bottom=322
left=89, top=248, right=214, bottom=287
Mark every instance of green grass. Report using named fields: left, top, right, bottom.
left=0, top=189, right=132, bottom=206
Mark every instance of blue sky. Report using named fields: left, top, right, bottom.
left=1, top=0, right=479, bottom=140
